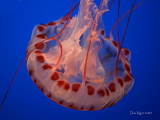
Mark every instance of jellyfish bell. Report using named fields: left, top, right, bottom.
left=0, top=0, right=145, bottom=111
left=26, top=0, right=134, bottom=111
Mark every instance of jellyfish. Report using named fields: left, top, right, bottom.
left=0, top=0, right=145, bottom=111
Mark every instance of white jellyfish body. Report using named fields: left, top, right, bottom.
left=26, top=0, right=134, bottom=111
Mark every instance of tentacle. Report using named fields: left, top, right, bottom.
left=102, top=0, right=145, bottom=41
left=114, top=0, right=135, bottom=81
left=83, top=0, right=107, bottom=84
left=114, top=0, right=121, bottom=80
left=108, top=0, right=114, bottom=9
left=61, top=1, right=80, bottom=21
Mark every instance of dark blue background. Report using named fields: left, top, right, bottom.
left=0, top=0, right=159, bottom=120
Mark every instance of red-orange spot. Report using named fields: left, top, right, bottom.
left=26, top=49, right=28, bottom=55
left=38, top=26, right=44, bottom=32
left=101, top=30, right=104, bottom=35
left=59, top=100, right=63, bottom=105
left=61, top=22, right=64, bottom=24
left=105, top=88, right=109, bottom=96
left=89, top=106, right=95, bottom=111
left=57, top=80, right=65, bottom=87
left=72, top=83, right=81, bottom=92
left=87, top=86, right=94, bottom=95
left=36, top=55, right=45, bottom=63
left=125, top=63, right=131, bottom=72
left=97, top=89, right=105, bottom=97
left=47, top=94, right=51, bottom=98
left=118, top=78, right=123, bottom=87
left=36, top=34, right=46, bottom=39
left=43, top=64, right=52, bottom=70
left=64, top=83, right=70, bottom=90
left=35, top=51, right=43, bottom=54
left=35, top=42, right=45, bottom=49
left=34, top=79, right=37, bottom=83
left=28, top=70, right=32, bottom=76
left=112, top=41, right=118, bottom=47
left=80, top=106, right=84, bottom=110
left=47, top=22, right=56, bottom=26
left=51, top=72, right=59, bottom=81
left=124, top=75, right=132, bottom=82
left=124, top=48, right=129, bottom=56
left=109, top=82, right=116, bottom=92
left=40, top=88, right=44, bottom=92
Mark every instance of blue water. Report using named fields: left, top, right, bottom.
left=0, top=0, right=159, bottom=120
